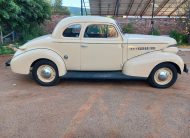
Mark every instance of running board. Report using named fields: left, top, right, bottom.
left=62, top=71, right=146, bottom=80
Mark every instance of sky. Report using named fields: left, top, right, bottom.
left=62, top=0, right=89, bottom=8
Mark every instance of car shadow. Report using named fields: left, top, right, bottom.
left=59, top=77, right=148, bottom=87
left=26, top=72, right=149, bottom=87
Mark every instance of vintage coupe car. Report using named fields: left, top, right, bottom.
left=7, top=16, right=188, bottom=88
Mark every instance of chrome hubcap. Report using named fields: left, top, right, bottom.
left=154, top=68, right=173, bottom=85
left=37, top=65, right=56, bottom=83
left=41, top=67, right=52, bottom=78
left=158, top=71, right=168, bottom=81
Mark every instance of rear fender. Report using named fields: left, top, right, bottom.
left=11, top=49, right=67, bottom=76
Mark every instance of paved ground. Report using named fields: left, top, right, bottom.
left=0, top=52, right=190, bottom=138
left=179, top=48, right=190, bottom=52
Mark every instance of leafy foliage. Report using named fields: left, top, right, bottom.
left=178, top=2, right=190, bottom=44
left=122, top=23, right=134, bottom=34
left=20, top=25, right=45, bottom=42
left=0, top=43, right=22, bottom=55
left=0, top=0, right=51, bottom=41
left=148, top=28, right=160, bottom=36
left=0, top=46, right=15, bottom=55
left=52, top=0, right=70, bottom=15
left=169, top=30, right=188, bottom=45
left=0, top=0, right=20, bottom=33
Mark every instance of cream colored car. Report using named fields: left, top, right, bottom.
left=7, top=16, right=188, bottom=88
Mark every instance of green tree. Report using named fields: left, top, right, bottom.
left=0, top=0, right=20, bottom=33
left=52, top=0, right=70, bottom=15
left=0, top=0, right=51, bottom=41
left=54, top=0, right=62, bottom=11
left=178, top=2, right=190, bottom=44
left=122, top=23, right=134, bottom=34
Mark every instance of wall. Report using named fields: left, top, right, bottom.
left=44, top=15, right=182, bottom=35
left=43, top=15, right=68, bottom=33
left=116, top=17, right=183, bottom=35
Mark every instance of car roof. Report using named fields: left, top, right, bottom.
left=60, top=16, right=116, bottom=24
left=52, top=16, right=117, bottom=39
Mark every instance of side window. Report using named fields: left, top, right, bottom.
left=107, top=25, right=118, bottom=38
left=84, top=24, right=118, bottom=38
left=63, top=24, right=81, bottom=37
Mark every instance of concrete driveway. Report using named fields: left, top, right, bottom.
left=0, top=52, right=190, bottom=138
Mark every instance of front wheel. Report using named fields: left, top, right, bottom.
left=148, top=63, right=178, bottom=88
left=32, top=60, right=60, bottom=86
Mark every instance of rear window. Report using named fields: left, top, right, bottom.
left=63, top=24, right=81, bottom=37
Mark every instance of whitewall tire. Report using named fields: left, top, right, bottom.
left=32, top=60, right=60, bottom=86
left=148, top=63, right=178, bottom=88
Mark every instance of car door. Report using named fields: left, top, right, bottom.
left=81, top=23, right=123, bottom=71
left=55, top=24, right=81, bottom=70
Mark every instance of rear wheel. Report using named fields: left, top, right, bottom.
left=32, top=60, right=60, bottom=86
left=148, top=63, right=178, bottom=88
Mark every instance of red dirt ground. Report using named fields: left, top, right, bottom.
left=0, top=52, right=190, bottom=138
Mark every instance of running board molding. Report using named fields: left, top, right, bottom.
left=61, top=71, right=146, bottom=80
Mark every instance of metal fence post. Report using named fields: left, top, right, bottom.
left=0, top=29, right=3, bottom=44
left=81, top=0, right=83, bottom=16
left=151, top=0, right=155, bottom=35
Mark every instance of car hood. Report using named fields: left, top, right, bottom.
left=123, top=34, right=176, bottom=46
left=123, top=34, right=177, bottom=59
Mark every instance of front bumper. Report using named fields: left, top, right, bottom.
left=5, top=59, right=11, bottom=67
left=184, top=64, right=188, bottom=73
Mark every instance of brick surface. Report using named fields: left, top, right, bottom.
left=43, top=15, right=183, bottom=35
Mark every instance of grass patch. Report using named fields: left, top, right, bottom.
left=0, top=46, right=15, bottom=55
left=0, top=43, right=21, bottom=55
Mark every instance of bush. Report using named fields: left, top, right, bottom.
left=20, top=25, right=45, bottom=42
left=148, top=28, right=160, bottom=36
left=122, top=23, right=134, bottom=34
left=0, top=0, right=51, bottom=43
left=0, top=46, right=15, bottom=55
left=169, top=30, right=188, bottom=45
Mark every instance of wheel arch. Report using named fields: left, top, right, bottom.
left=31, top=58, right=56, bottom=68
left=151, top=62, right=181, bottom=75
left=11, top=48, right=67, bottom=76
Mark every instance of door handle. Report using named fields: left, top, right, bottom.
left=81, top=45, right=88, bottom=48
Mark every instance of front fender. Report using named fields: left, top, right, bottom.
left=122, top=51, right=184, bottom=77
left=11, top=48, right=67, bottom=76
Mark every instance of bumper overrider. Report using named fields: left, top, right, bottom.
left=184, top=64, right=188, bottom=73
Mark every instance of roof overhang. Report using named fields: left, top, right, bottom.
left=89, top=0, right=190, bottom=17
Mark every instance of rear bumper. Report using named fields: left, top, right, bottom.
left=184, top=64, right=188, bottom=73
